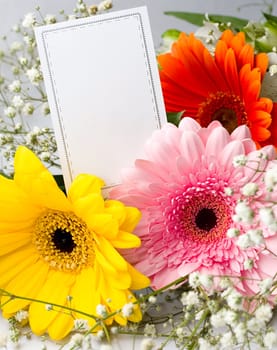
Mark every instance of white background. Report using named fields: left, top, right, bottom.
left=0, top=0, right=277, bottom=349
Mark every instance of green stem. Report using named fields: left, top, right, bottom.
left=0, top=288, right=98, bottom=321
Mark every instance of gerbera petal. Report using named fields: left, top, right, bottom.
left=180, top=131, right=205, bottom=162
left=250, top=126, right=271, bottom=141
left=177, top=261, right=201, bottom=276
left=0, top=177, right=41, bottom=231
left=127, top=263, right=150, bottom=289
left=29, top=270, right=75, bottom=335
left=71, top=267, right=100, bottom=323
left=255, top=52, right=268, bottom=78
left=96, top=237, right=128, bottom=272
left=219, top=140, right=245, bottom=168
left=0, top=246, right=39, bottom=288
left=179, top=117, right=201, bottom=132
left=119, top=206, right=141, bottom=232
left=14, top=146, right=71, bottom=211
left=205, top=126, right=231, bottom=157
left=203, top=49, right=227, bottom=91
left=238, top=44, right=254, bottom=68
left=2, top=259, right=48, bottom=315
left=248, top=110, right=272, bottom=128
left=47, top=310, right=74, bottom=341
left=0, top=232, right=31, bottom=255
left=231, top=125, right=252, bottom=140
left=68, top=174, right=104, bottom=203
left=110, top=230, right=141, bottom=249
left=151, top=267, right=180, bottom=289
left=87, top=213, right=118, bottom=239
left=224, top=48, right=240, bottom=95
left=103, top=199, right=127, bottom=226
left=72, top=193, right=105, bottom=220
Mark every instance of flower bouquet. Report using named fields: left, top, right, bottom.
left=0, top=1, right=277, bottom=349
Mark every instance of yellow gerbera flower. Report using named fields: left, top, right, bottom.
left=0, top=146, right=149, bottom=340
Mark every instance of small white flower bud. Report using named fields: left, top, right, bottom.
left=241, top=182, right=258, bottom=196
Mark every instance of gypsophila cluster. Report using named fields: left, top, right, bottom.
left=0, top=270, right=277, bottom=349
left=0, top=0, right=112, bottom=176
left=229, top=156, right=277, bottom=255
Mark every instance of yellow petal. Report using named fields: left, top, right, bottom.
left=87, top=214, right=118, bottom=239
left=95, top=259, right=131, bottom=290
left=96, top=236, right=127, bottom=272
left=14, top=146, right=71, bottom=212
left=72, top=193, right=104, bottom=220
left=126, top=305, right=143, bottom=323
left=127, top=263, right=150, bottom=290
left=29, top=270, right=75, bottom=336
left=101, top=280, right=127, bottom=310
left=0, top=232, right=31, bottom=255
left=68, top=174, right=104, bottom=203
left=47, top=311, right=74, bottom=340
left=95, top=248, right=120, bottom=276
left=110, top=230, right=141, bottom=249
left=71, top=267, right=99, bottom=324
left=104, top=200, right=126, bottom=226
left=0, top=176, right=41, bottom=231
left=2, top=259, right=49, bottom=314
left=0, top=246, right=38, bottom=288
left=119, top=206, right=141, bottom=232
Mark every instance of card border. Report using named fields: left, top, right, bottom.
left=35, top=7, right=166, bottom=188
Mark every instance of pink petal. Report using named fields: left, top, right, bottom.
left=263, top=235, right=277, bottom=255
left=177, top=261, right=201, bottom=276
left=151, top=267, right=180, bottom=289
left=180, top=131, right=205, bottom=162
left=179, top=117, right=201, bottom=132
left=242, top=138, right=256, bottom=153
left=219, top=140, right=245, bottom=169
left=231, top=125, right=251, bottom=140
left=205, top=126, right=231, bottom=157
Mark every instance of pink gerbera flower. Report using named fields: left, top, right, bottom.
left=111, top=118, right=276, bottom=292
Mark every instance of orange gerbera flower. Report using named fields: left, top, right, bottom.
left=158, top=29, right=274, bottom=146
left=220, top=30, right=268, bottom=77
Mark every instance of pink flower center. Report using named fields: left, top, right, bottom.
left=162, top=180, right=234, bottom=244
left=182, top=192, right=232, bottom=243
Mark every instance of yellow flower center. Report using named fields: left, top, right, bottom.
left=33, top=210, right=95, bottom=272
left=196, top=91, right=248, bottom=133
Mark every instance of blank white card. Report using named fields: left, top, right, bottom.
left=35, top=6, right=167, bottom=190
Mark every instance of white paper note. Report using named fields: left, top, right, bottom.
left=35, top=6, right=167, bottom=190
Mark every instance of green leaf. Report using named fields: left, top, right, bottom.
left=164, top=11, right=248, bottom=30
left=161, top=29, right=181, bottom=41
left=164, top=11, right=206, bottom=26
left=167, top=111, right=184, bottom=126
left=208, top=15, right=248, bottom=29
left=54, top=174, right=66, bottom=193
left=254, top=40, right=272, bottom=52
left=263, top=12, right=277, bottom=25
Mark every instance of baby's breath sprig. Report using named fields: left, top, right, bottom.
left=1, top=269, right=277, bottom=349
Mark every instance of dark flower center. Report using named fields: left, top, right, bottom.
left=52, top=229, right=76, bottom=253
left=34, top=210, right=95, bottom=272
left=212, top=108, right=238, bottom=133
left=196, top=91, right=248, bottom=133
left=195, top=208, right=217, bottom=231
